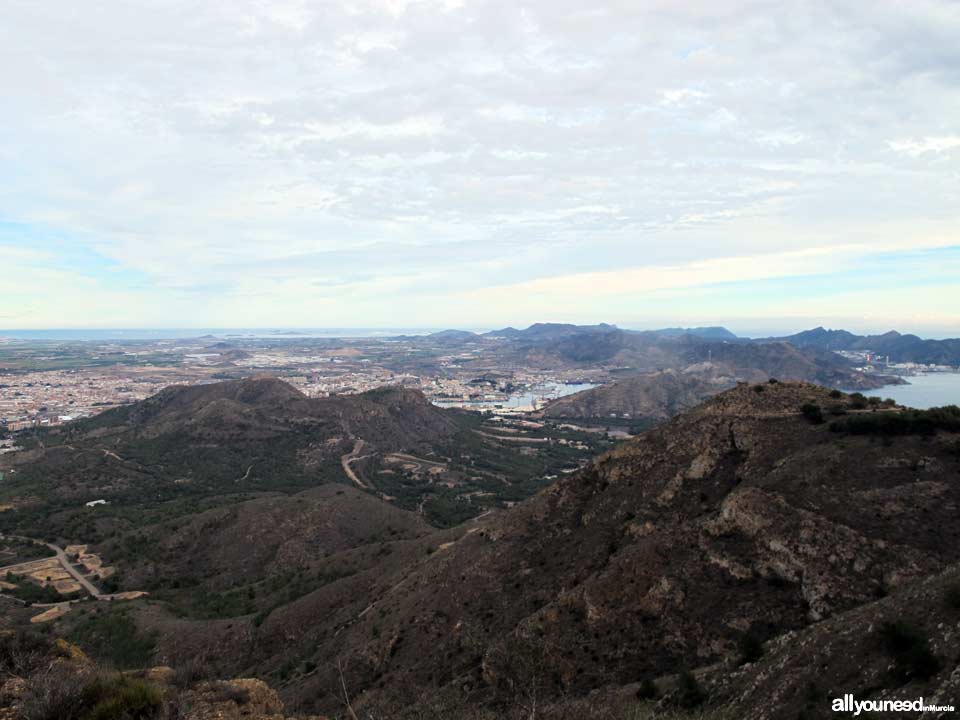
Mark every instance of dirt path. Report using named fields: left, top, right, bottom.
left=474, top=430, right=551, bottom=443
left=341, top=439, right=373, bottom=489
left=388, top=453, right=446, bottom=468
left=100, top=448, right=125, bottom=462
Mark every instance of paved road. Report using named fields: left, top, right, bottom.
left=1, top=534, right=146, bottom=606
left=1, top=534, right=102, bottom=598
left=43, top=542, right=103, bottom=598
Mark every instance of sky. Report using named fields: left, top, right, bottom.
left=2, top=0, right=959, bottom=336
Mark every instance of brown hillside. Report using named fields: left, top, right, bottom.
left=541, top=369, right=733, bottom=422
left=198, top=382, right=960, bottom=714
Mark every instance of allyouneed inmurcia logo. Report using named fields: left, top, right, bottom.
left=832, top=694, right=955, bottom=715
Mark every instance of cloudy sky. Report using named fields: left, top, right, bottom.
left=2, top=0, right=959, bottom=335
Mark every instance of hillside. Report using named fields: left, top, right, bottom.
left=541, top=369, right=733, bottom=423
left=92, top=381, right=957, bottom=718
left=0, top=376, right=607, bottom=541
left=474, top=324, right=899, bottom=388
left=4, top=381, right=959, bottom=718
left=765, top=326, right=960, bottom=365
left=678, top=337, right=903, bottom=390
left=0, top=379, right=463, bottom=544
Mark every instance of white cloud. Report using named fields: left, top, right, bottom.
left=888, top=135, right=960, bottom=156
left=1, top=0, right=959, bottom=330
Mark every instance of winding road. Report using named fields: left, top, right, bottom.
left=341, top=439, right=376, bottom=489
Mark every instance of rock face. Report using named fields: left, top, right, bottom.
left=699, top=564, right=960, bottom=720
left=180, top=678, right=288, bottom=720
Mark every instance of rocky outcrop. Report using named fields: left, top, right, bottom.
left=0, top=634, right=326, bottom=720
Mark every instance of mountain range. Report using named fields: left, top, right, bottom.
left=763, top=326, right=960, bottom=365
left=421, top=323, right=960, bottom=367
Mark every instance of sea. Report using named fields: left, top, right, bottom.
left=872, top=373, right=960, bottom=409
left=0, top=328, right=458, bottom=341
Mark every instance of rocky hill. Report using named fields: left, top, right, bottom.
left=4, top=381, right=959, bottom=719
left=764, top=326, right=960, bottom=365
left=677, top=338, right=897, bottom=389
left=480, top=324, right=898, bottom=388
left=0, top=378, right=461, bottom=540
left=541, top=369, right=734, bottom=423
left=97, top=381, right=956, bottom=718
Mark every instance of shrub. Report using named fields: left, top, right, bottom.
left=67, top=609, right=156, bottom=669
left=635, top=676, right=658, bottom=700
left=752, top=385, right=765, bottom=394
left=768, top=378, right=779, bottom=384
left=830, top=406, right=960, bottom=437
left=172, top=656, right=214, bottom=689
left=944, top=583, right=960, bottom=611
left=83, top=675, right=163, bottom=720
left=829, top=389, right=843, bottom=399
left=800, top=403, right=825, bottom=425
left=675, top=669, right=706, bottom=709
left=849, top=393, right=868, bottom=409
left=737, top=632, right=764, bottom=665
left=0, top=630, right=53, bottom=678
left=878, top=620, right=942, bottom=683
left=8, top=581, right=64, bottom=605
left=19, top=666, right=90, bottom=720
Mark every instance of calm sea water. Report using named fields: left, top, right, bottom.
left=873, top=373, right=960, bottom=409
left=0, top=328, right=455, bottom=341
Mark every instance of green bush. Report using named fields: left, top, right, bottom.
left=878, top=619, right=942, bottom=683
left=8, top=580, right=74, bottom=605
left=737, top=632, right=764, bottom=665
left=944, top=583, right=960, bottom=611
left=635, top=677, right=658, bottom=700
left=675, top=669, right=706, bottom=709
left=800, top=403, right=825, bottom=425
left=83, top=675, right=163, bottom=720
left=830, top=406, right=960, bottom=437
left=68, top=609, right=156, bottom=669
